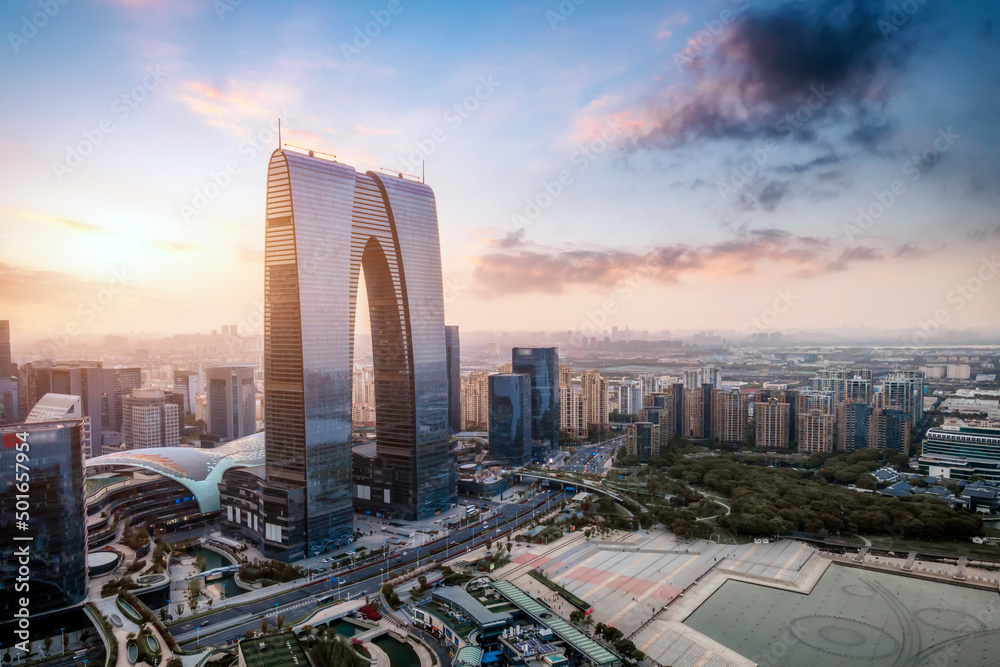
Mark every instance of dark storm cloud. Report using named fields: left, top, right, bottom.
left=631, top=0, right=926, bottom=152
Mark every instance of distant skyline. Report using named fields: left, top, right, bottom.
left=2, top=0, right=999, bottom=343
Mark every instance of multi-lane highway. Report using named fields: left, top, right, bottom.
left=560, top=435, right=624, bottom=474
left=170, top=488, right=570, bottom=648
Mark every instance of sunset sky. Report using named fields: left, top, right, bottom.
left=1, top=0, right=998, bottom=343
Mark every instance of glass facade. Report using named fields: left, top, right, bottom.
left=488, top=373, right=532, bottom=466
left=632, top=422, right=655, bottom=461
left=842, top=402, right=873, bottom=452
left=262, top=150, right=453, bottom=557
left=512, top=347, right=560, bottom=462
left=445, top=326, right=461, bottom=433
left=1, top=421, right=88, bottom=617
left=206, top=366, right=256, bottom=441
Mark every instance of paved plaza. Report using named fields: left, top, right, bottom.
left=496, top=529, right=823, bottom=667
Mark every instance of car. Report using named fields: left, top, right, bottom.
left=200, top=620, right=210, bottom=627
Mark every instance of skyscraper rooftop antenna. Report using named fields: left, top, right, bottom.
left=283, top=144, right=337, bottom=161
left=278, top=118, right=281, bottom=148
left=422, top=159, right=425, bottom=184
left=377, top=167, right=422, bottom=182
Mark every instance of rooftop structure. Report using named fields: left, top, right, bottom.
left=431, top=586, right=512, bottom=631
left=85, top=431, right=264, bottom=512
left=237, top=632, right=310, bottom=667
left=490, top=579, right=621, bottom=666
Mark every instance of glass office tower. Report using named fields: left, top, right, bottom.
left=488, top=373, right=532, bottom=466
left=512, top=347, right=560, bottom=462
left=262, top=149, right=452, bottom=558
left=445, top=325, right=461, bottom=433
left=0, top=420, right=88, bottom=617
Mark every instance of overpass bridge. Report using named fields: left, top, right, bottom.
left=186, top=564, right=241, bottom=581
left=517, top=470, right=647, bottom=513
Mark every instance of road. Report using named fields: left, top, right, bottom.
left=170, top=488, right=570, bottom=648
left=560, top=435, right=625, bottom=474
left=36, top=644, right=104, bottom=667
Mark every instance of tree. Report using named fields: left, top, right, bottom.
left=261, top=620, right=268, bottom=635
left=276, top=615, right=285, bottom=631
left=245, top=630, right=254, bottom=640
left=175, top=603, right=184, bottom=617
left=569, top=610, right=584, bottom=624
left=308, top=636, right=364, bottom=667
left=43, top=637, right=52, bottom=656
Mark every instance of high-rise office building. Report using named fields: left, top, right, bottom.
left=512, top=347, right=560, bottom=462
left=887, top=370, right=925, bottom=425
left=488, top=373, right=532, bottom=466
left=1, top=419, right=88, bottom=616
left=206, top=365, right=256, bottom=442
left=881, top=376, right=919, bottom=425
left=711, top=387, right=749, bottom=444
left=580, top=370, right=608, bottom=433
left=618, top=380, right=643, bottom=416
left=445, top=326, right=461, bottom=433
left=257, top=149, right=452, bottom=558
left=755, top=397, right=789, bottom=449
left=838, top=401, right=873, bottom=452
left=112, top=367, right=142, bottom=430
left=0, top=320, right=10, bottom=374
left=870, top=408, right=910, bottom=452
left=626, top=421, right=660, bottom=462
left=19, top=362, right=113, bottom=457
left=0, top=321, right=16, bottom=425
left=798, top=409, right=835, bottom=454
left=122, top=388, right=180, bottom=450
left=173, top=369, right=204, bottom=416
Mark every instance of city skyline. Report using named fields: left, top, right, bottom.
left=1, top=0, right=999, bottom=343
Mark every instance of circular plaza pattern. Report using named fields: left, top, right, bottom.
left=790, top=614, right=901, bottom=659
left=914, top=608, right=986, bottom=634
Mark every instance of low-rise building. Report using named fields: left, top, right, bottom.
left=237, top=632, right=310, bottom=667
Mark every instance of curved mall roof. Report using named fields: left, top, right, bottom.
left=85, top=432, right=265, bottom=513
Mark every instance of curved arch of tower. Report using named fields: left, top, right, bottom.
left=259, top=149, right=453, bottom=558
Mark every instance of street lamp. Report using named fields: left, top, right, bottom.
left=59, top=628, right=65, bottom=656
